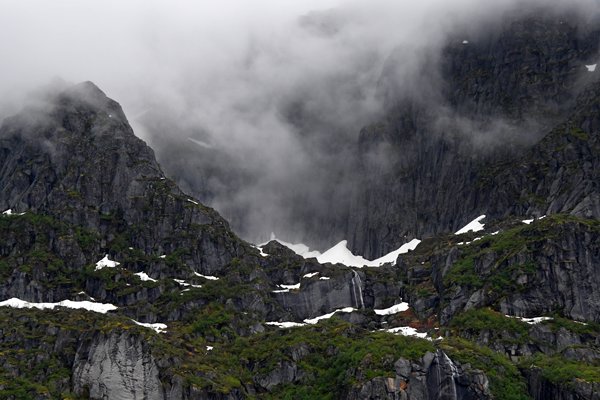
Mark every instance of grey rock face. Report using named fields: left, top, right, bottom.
left=272, top=270, right=365, bottom=320
left=343, top=13, right=600, bottom=258
left=0, top=81, right=246, bottom=278
left=254, top=361, right=302, bottom=390
left=347, top=351, right=491, bottom=400
left=441, top=220, right=600, bottom=324
left=526, top=368, right=600, bottom=400
left=73, top=331, right=164, bottom=400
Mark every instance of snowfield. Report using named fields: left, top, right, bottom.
left=259, top=234, right=420, bottom=268
left=455, top=215, right=486, bottom=234
left=0, top=298, right=117, bottom=314
left=374, top=302, right=409, bottom=315
left=95, top=255, right=120, bottom=271
left=132, top=320, right=167, bottom=333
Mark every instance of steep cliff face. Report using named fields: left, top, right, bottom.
left=346, top=12, right=600, bottom=258
left=346, top=350, right=491, bottom=400
left=2, top=9, right=600, bottom=396
left=1, top=81, right=599, bottom=399
left=0, top=82, right=244, bottom=276
left=72, top=331, right=164, bottom=400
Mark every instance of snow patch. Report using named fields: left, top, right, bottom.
left=317, top=239, right=421, bottom=268
left=95, top=255, right=120, bottom=271
left=265, top=233, right=322, bottom=259
left=261, top=234, right=420, bottom=268
left=381, top=326, right=429, bottom=339
left=586, top=64, right=597, bottom=72
left=77, top=292, right=96, bottom=301
left=319, top=276, right=331, bottom=280
left=280, top=283, right=300, bottom=290
left=186, top=199, right=199, bottom=205
left=374, top=302, right=409, bottom=315
left=134, top=272, right=157, bottom=282
left=258, top=249, right=269, bottom=257
left=206, top=346, right=214, bottom=351
left=455, top=215, right=486, bottom=235
left=173, top=279, right=189, bottom=287
left=193, top=272, right=219, bottom=280
left=2, top=209, right=25, bottom=216
left=491, top=231, right=500, bottom=235
left=507, top=315, right=552, bottom=324
left=317, top=240, right=370, bottom=267
left=159, top=255, right=166, bottom=259
left=303, top=272, right=319, bottom=278
left=266, top=321, right=306, bottom=328
left=0, top=297, right=117, bottom=314
left=369, top=239, right=422, bottom=266
left=132, top=320, right=167, bottom=334
left=303, top=307, right=356, bottom=324
left=522, top=219, right=534, bottom=225
left=272, top=289, right=290, bottom=293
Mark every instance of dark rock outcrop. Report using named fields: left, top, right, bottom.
left=346, top=351, right=491, bottom=400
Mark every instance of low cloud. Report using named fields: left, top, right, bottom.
left=1, top=0, right=598, bottom=247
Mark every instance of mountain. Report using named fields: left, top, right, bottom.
left=345, top=9, right=600, bottom=259
left=1, top=10, right=600, bottom=400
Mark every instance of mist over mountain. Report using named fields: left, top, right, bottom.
left=1, top=1, right=600, bottom=399
left=2, top=0, right=598, bottom=254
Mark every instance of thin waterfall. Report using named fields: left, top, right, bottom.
left=442, top=352, right=458, bottom=400
left=351, top=270, right=365, bottom=309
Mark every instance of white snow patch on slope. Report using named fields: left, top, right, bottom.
left=95, top=255, right=120, bottom=271
left=303, top=272, right=319, bottom=278
left=2, top=209, right=25, bottom=216
left=0, top=297, right=117, bottom=313
left=371, top=239, right=421, bottom=266
left=506, top=315, right=552, bottom=324
left=265, top=233, right=322, bottom=258
left=317, top=239, right=421, bottom=268
left=280, top=283, right=300, bottom=290
left=262, top=235, right=420, bottom=268
left=381, top=326, right=429, bottom=339
left=193, top=272, right=219, bottom=280
left=586, top=64, right=597, bottom=72
left=320, top=276, right=331, bottom=280
left=266, top=321, right=306, bottom=328
left=134, top=272, right=157, bottom=282
left=317, top=240, right=370, bottom=267
left=303, top=307, right=355, bottom=324
left=455, top=215, right=486, bottom=234
left=272, top=289, right=290, bottom=293
left=132, top=320, right=167, bottom=333
left=522, top=219, right=534, bottom=225
left=186, top=199, right=199, bottom=205
left=77, top=291, right=95, bottom=301
left=374, top=302, right=409, bottom=315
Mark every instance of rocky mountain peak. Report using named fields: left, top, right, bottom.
left=54, top=80, right=129, bottom=125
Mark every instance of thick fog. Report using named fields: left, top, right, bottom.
left=1, top=0, right=598, bottom=248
